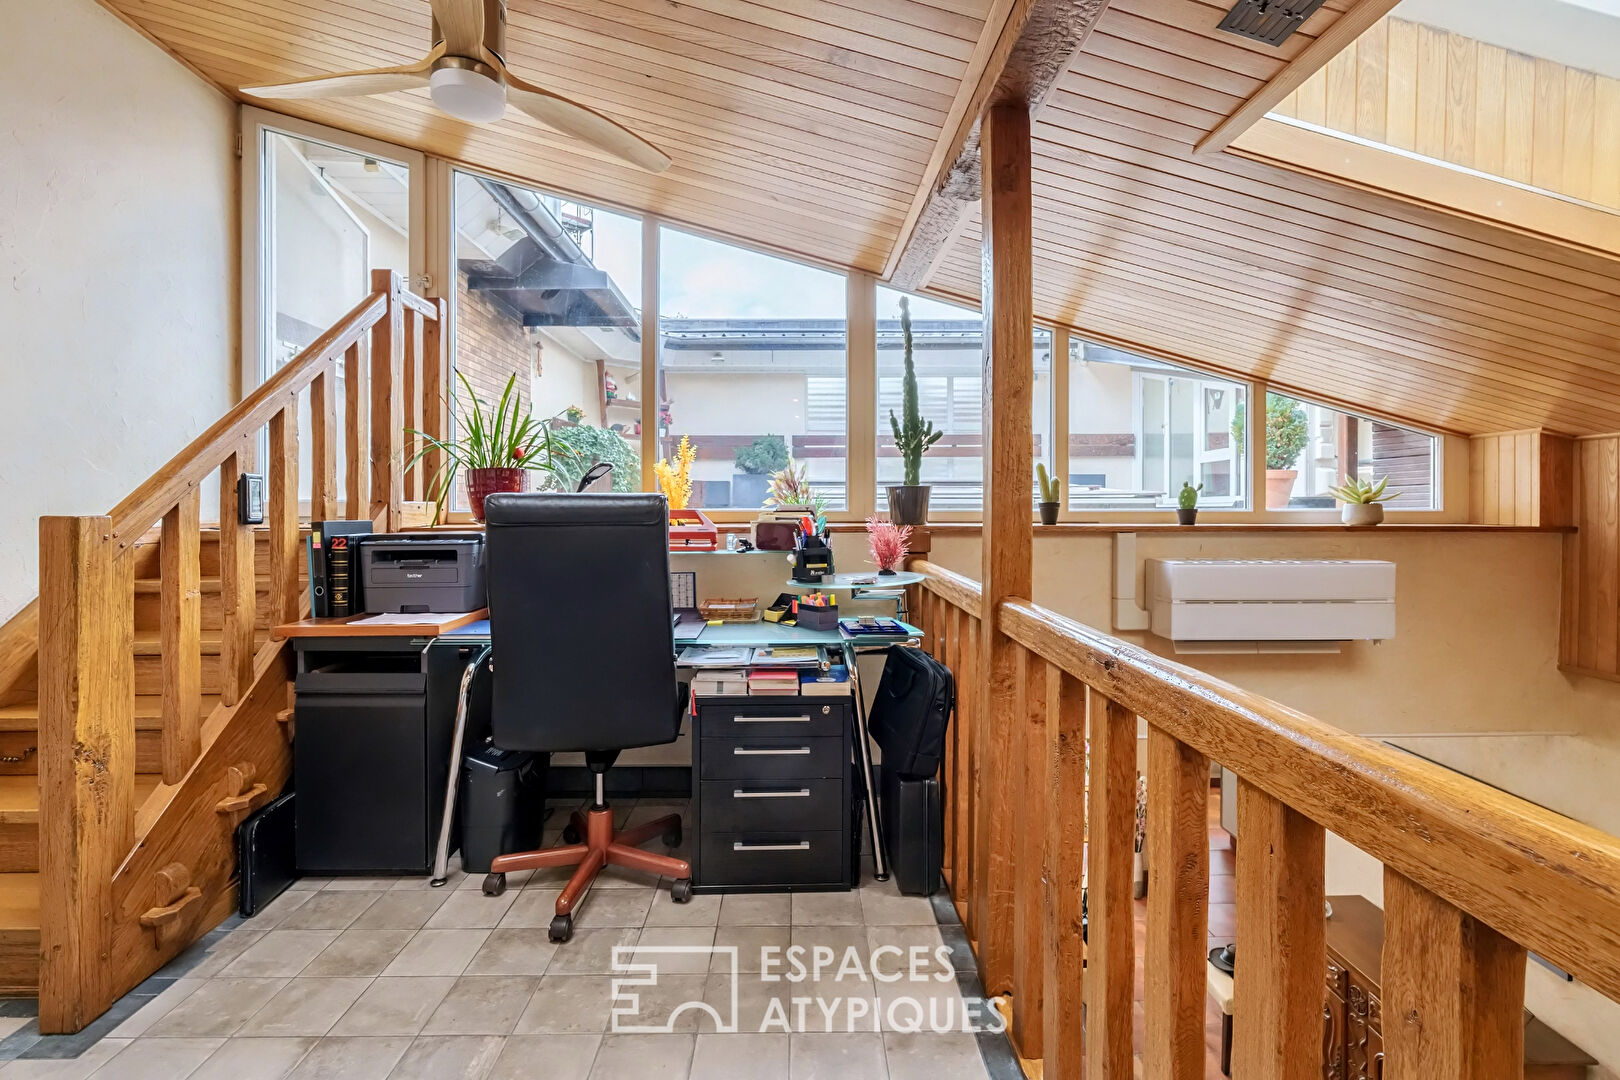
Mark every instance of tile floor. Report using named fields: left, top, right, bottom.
left=0, top=800, right=1021, bottom=1080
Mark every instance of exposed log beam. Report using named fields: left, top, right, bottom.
left=885, top=0, right=1110, bottom=291
left=1195, top=0, right=1403, bottom=155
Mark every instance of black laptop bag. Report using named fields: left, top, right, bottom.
left=867, top=646, right=954, bottom=780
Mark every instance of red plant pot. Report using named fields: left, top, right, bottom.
left=467, top=467, right=528, bottom=522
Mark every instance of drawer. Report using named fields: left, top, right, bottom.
left=699, top=830, right=845, bottom=887
left=699, top=736, right=845, bottom=781
left=700, top=779, right=843, bottom=833
left=697, top=700, right=846, bottom=738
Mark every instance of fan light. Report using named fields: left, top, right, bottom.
left=430, top=65, right=507, bottom=123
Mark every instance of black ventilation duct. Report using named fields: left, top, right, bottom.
left=1217, top=0, right=1330, bottom=46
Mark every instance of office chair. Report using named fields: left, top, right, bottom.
left=479, top=492, right=691, bottom=943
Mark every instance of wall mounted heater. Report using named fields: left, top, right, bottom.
left=1146, top=559, right=1395, bottom=654
left=1217, top=0, right=1330, bottom=47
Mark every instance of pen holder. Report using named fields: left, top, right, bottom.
left=795, top=604, right=840, bottom=631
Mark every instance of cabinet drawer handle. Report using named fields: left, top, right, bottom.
left=732, top=747, right=811, bottom=756
left=733, top=715, right=811, bottom=724
left=733, top=788, right=812, bottom=799
left=733, top=841, right=811, bottom=852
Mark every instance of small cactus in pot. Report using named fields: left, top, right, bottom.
left=1177, top=481, right=1202, bottom=525
left=1036, top=462, right=1061, bottom=525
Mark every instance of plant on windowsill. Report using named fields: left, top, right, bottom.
left=407, top=371, right=564, bottom=524
left=1329, top=475, right=1400, bottom=526
left=1177, top=481, right=1203, bottom=525
left=887, top=295, right=943, bottom=526
left=865, top=517, right=911, bottom=575
left=765, top=458, right=828, bottom=516
left=1036, top=462, right=1061, bottom=525
left=1263, top=395, right=1309, bottom=510
left=734, top=435, right=790, bottom=508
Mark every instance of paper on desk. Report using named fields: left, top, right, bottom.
left=348, top=613, right=462, bottom=626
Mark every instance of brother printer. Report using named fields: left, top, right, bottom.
left=359, top=533, right=487, bottom=613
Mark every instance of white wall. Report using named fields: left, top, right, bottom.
left=0, top=0, right=237, bottom=623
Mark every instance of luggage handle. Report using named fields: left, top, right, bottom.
left=733, top=747, right=811, bottom=756
left=733, top=841, right=811, bottom=852
left=733, top=788, right=811, bottom=799
left=733, top=715, right=811, bottom=724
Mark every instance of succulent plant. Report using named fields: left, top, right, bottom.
left=1328, top=475, right=1400, bottom=504
left=1178, top=481, right=1202, bottom=510
left=1036, top=462, right=1061, bottom=504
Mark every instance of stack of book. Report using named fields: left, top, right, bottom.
left=746, top=668, right=800, bottom=696
left=691, top=669, right=749, bottom=697
left=799, top=665, right=850, bottom=697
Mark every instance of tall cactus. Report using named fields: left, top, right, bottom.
left=889, top=296, right=942, bottom=487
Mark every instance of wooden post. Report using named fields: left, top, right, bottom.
left=1234, top=778, right=1327, bottom=1080
left=422, top=298, right=448, bottom=508
left=344, top=339, right=368, bottom=518
left=370, top=269, right=405, bottom=529
left=402, top=309, right=423, bottom=502
left=1010, top=647, right=1045, bottom=1058
left=38, top=516, right=135, bottom=1033
left=1145, top=727, right=1210, bottom=1080
left=159, top=492, right=202, bottom=785
left=268, top=405, right=300, bottom=627
left=1042, top=665, right=1086, bottom=1079
left=961, top=614, right=980, bottom=930
left=975, top=99, right=1035, bottom=998
left=948, top=605, right=969, bottom=907
left=217, top=439, right=256, bottom=706
left=1382, top=869, right=1526, bottom=1080
left=1085, top=687, right=1135, bottom=1079
left=310, top=366, right=338, bottom=522
left=846, top=271, right=877, bottom=520
left=640, top=217, right=660, bottom=487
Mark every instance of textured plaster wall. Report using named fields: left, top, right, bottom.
left=0, top=0, right=237, bottom=623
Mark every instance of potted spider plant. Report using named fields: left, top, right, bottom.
left=1329, top=475, right=1400, bottom=526
left=407, top=371, right=565, bottom=523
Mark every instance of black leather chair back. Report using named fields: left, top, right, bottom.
left=483, top=492, right=678, bottom=753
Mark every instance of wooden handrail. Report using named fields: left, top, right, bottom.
left=910, top=557, right=1620, bottom=1003
left=107, top=289, right=388, bottom=546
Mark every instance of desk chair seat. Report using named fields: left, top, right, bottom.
left=479, top=492, right=692, bottom=943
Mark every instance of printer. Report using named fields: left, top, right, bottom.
left=360, top=533, right=487, bottom=613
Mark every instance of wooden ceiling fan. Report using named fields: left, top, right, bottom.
left=240, top=0, right=670, bottom=173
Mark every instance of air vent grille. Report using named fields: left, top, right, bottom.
left=1216, top=0, right=1329, bottom=46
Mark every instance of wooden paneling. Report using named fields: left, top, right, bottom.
left=1563, top=432, right=1620, bottom=680
left=1470, top=430, right=1574, bottom=527
left=102, top=0, right=997, bottom=276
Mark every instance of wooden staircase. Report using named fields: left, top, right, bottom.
left=0, top=530, right=279, bottom=995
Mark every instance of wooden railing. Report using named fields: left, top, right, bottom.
left=907, top=558, right=1620, bottom=1079
left=37, top=270, right=445, bottom=1032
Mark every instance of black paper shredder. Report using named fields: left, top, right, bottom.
left=460, top=743, right=547, bottom=874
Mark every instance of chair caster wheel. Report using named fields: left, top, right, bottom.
left=482, top=873, right=506, bottom=897
left=549, top=914, right=574, bottom=943
left=562, top=824, right=582, bottom=845
left=663, top=823, right=683, bottom=848
left=671, top=878, right=693, bottom=903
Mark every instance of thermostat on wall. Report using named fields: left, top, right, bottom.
left=238, top=473, right=265, bottom=524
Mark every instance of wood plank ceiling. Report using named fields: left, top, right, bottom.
left=924, top=0, right=1620, bottom=436
left=104, top=0, right=995, bottom=275
left=105, top=0, right=1620, bottom=437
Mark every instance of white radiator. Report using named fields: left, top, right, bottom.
left=1145, top=559, right=1395, bottom=652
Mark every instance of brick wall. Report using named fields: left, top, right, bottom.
left=455, top=271, right=532, bottom=414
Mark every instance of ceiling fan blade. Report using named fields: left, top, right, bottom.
left=501, top=69, right=671, bottom=174
left=431, top=0, right=487, bottom=58
left=242, top=56, right=436, bottom=101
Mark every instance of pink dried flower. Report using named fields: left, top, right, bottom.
left=865, top=517, right=911, bottom=572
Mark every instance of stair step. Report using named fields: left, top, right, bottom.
left=0, top=701, right=211, bottom=778
left=133, top=578, right=273, bottom=634
left=0, top=873, right=39, bottom=994
left=0, top=777, right=162, bottom=875
left=0, top=697, right=220, bottom=732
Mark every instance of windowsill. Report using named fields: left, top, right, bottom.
left=821, top=522, right=1576, bottom=534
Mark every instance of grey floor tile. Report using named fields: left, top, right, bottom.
left=643, top=890, right=718, bottom=928
left=301, top=931, right=416, bottom=978
left=496, top=890, right=563, bottom=930
left=622, top=803, right=687, bottom=830
left=328, top=978, right=456, bottom=1037
left=789, top=1032, right=887, bottom=1080
left=322, top=879, right=402, bottom=892
left=0, top=1037, right=129, bottom=1079
left=350, top=893, right=449, bottom=932
left=790, top=925, right=868, bottom=960
left=146, top=980, right=290, bottom=1038
left=285, top=1037, right=412, bottom=1080
left=380, top=930, right=491, bottom=977
left=187, top=1037, right=318, bottom=1080
left=874, top=978, right=977, bottom=1037
left=278, top=892, right=383, bottom=932
left=711, top=927, right=791, bottom=973
left=858, top=885, right=936, bottom=928
left=571, top=891, right=653, bottom=930
left=862, top=927, right=952, bottom=977
left=607, top=975, right=708, bottom=1035
left=543, top=929, right=640, bottom=976
left=186, top=932, right=267, bottom=979
left=240, top=892, right=314, bottom=931
left=420, top=976, right=537, bottom=1036
left=287, top=879, right=328, bottom=892
left=700, top=974, right=790, bottom=1036
left=236, top=978, right=373, bottom=1038
left=717, top=894, right=790, bottom=927
left=631, top=927, right=716, bottom=976
left=691, top=1032, right=789, bottom=1080
left=484, top=1034, right=600, bottom=1080
left=524, top=863, right=656, bottom=891
left=85, top=1037, right=222, bottom=1080
left=424, top=891, right=517, bottom=930
left=881, top=1033, right=989, bottom=1080
left=511, top=976, right=615, bottom=1035
left=791, top=893, right=863, bottom=926
left=462, top=930, right=558, bottom=977
left=586, top=1034, right=693, bottom=1080
left=385, top=1035, right=504, bottom=1080
left=220, top=932, right=341, bottom=979
left=106, top=980, right=204, bottom=1039
left=456, top=868, right=532, bottom=892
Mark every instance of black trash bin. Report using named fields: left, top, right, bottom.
left=460, top=744, right=547, bottom=874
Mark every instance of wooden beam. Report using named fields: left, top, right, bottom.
left=1042, top=664, right=1086, bottom=1078
left=1145, top=727, right=1210, bottom=1080
left=1197, top=0, right=1405, bottom=156
left=1084, top=686, right=1135, bottom=1080
left=974, top=101, right=1035, bottom=998
left=886, top=0, right=1111, bottom=289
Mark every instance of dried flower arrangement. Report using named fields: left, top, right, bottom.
left=865, top=517, right=911, bottom=575
left=654, top=434, right=697, bottom=509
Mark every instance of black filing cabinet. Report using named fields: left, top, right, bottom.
left=691, top=696, right=857, bottom=892
left=293, top=637, right=487, bottom=874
